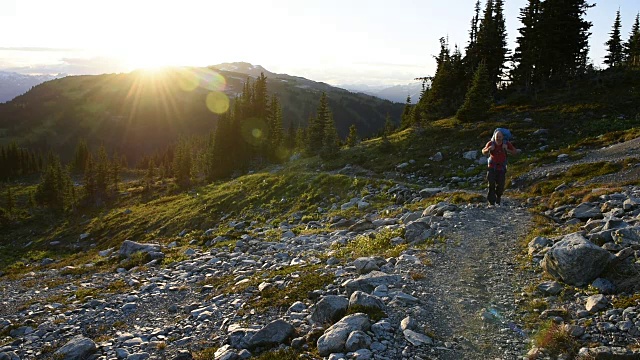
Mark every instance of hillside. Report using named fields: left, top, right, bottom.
left=0, top=63, right=403, bottom=163
left=0, top=68, right=640, bottom=360
left=0, top=71, right=63, bottom=103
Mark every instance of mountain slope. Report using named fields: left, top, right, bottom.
left=0, top=71, right=62, bottom=103
left=0, top=64, right=403, bottom=162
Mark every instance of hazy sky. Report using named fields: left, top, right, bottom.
left=1, top=0, right=639, bottom=86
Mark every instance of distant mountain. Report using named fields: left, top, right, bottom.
left=340, top=82, right=423, bottom=104
left=0, top=63, right=403, bottom=163
left=0, top=71, right=63, bottom=103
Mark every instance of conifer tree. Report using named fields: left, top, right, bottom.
left=111, top=153, right=121, bottom=193
left=625, top=13, right=640, bottom=68
left=267, top=95, right=284, bottom=161
left=173, top=139, right=192, bottom=187
left=35, top=155, right=69, bottom=211
left=95, top=145, right=109, bottom=198
left=145, top=159, right=155, bottom=189
left=72, top=139, right=89, bottom=173
left=84, top=154, right=96, bottom=200
left=346, top=124, right=358, bottom=148
left=384, top=113, right=395, bottom=136
left=456, top=61, right=493, bottom=122
left=307, top=92, right=330, bottom=155
left=512, top=0, right=541, bottom=91
left=6, top=187, right=14, bottom=214
left=320, top=112, right=340, bottom=160
left=605, top=10, right=624, bottom=68
left=400, top=95, right=414, bottom=129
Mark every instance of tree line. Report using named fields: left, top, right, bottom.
left=405, top=0, right=640, bottom=125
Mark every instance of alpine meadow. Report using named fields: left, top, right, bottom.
left=1, top=1, right=640, bottom=360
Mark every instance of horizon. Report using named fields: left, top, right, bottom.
left=1, top=0, right=640, bottom=87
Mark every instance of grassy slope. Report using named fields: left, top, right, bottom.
left=1, top=69, right=640, bottom=274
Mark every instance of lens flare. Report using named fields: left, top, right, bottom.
left=177, top=68, right=226, bottom=92
left=206, top=91, right=230, bottom=114
left=177, top=69, right=199, bottom=92
left=241, top=118, right=269, bottom=146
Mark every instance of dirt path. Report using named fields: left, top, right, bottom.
left=408, top=200, right=535, bottom=359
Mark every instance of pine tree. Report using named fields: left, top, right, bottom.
left=605, top=10, right=624, bottom=68
left=145, top=159, right=155, bottom=189
left=111, top=153, right=121, bottom=193
left=72, top=139, right=89, bottom=173
left=512, top=0, right=542, bottom=91
left=346, top=124, right=359, bottom=148
left=6, top=187, right=14, bottom=214
left=320, top=112, right=339, bottom=160
left=456, top=61, right=493, bottom=122
left=173, top=139, right=192, bottom=187
left=35, top=155, right=68, bottom=211
left=307, top=92, right=330, bottom=155
left=384, top=113, right=395, bottom=136
left=84, top=153, right=96, bottom=200
left=625, top=13, right=640, bottom=68
left=400, top=95, right=414, bottom=129
left=95, top=145, right=109, bottom=198
left=267, top=95, right=284, bottom=162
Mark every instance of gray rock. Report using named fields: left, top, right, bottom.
left=353, top=257, right=383, bottom=275
left=343, top=271, right=402, bottom=296
left=591, top=278, right=616, bottom=295
left=317, top=313, right=371, bottom=356
left=309, top=295, right=349, bottom=326
left=349, top=291, right=385, bottom=311
left=586, top=294, right=610, bottom=313
left=537, top=281, right=563, bottom=296
left=403, top=329, right=433, bottom=346
left=568, top=203, right=602, bottom=220
left=246, top=319, right=295, bottom=350
left=53, top=336, right=97, bottom=360
left=404, top=220, right=434, bottom=244
left=541, top=233, right=612, bottom=286
left=119, top=240, right=161, bottom=257
left=344, top=330, right=372, bottom=352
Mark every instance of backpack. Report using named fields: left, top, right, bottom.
left=493, top=128, right=512, bottom=143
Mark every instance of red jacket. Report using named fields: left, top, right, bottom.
left=485, top=141, right=515, bottom=171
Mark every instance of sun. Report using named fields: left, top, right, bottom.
left=124, top=50, right=175, bottom=72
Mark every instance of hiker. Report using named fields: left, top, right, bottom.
left=482, top=129, right=519, bottom=206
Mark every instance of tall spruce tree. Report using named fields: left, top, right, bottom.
left=346, top=124, right=358, bottom=148
left=456, top=61, right=493, bottom=122
left=625, top=13, right=640, bottom=68
left=605, top=10, right=624, bottom=68
left=511, top=0, right=542, bottom=91
left=72, top=139, right=89, bottom=173
left=537, top=0, right=593, bottom=86
left=400, top=95, right=414, bottom=129
left=306, top=92, right=330, bottom=156
left=320, top=112, right=339, bottom=160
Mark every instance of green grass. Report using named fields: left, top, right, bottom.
left=332, top=228, right=407, bottom=259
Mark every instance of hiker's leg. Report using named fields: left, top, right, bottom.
left=496, top=170, right=506, bottom=204
left=486, top=169, right=496, bottom=205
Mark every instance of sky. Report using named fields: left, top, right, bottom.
left=1, top=0, right=639, bottom=87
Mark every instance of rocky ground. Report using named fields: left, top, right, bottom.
left=1, top=139, right=640, bottom=360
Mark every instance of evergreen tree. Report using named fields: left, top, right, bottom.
left=320, top=112, right=339, bottom=160
left=145, top=159, right=155, bottom=189
left=400, top=95, right=414, bottom=129
left=173, top=139, right=192, bottom=187
left=84, top=154, right=96, bottom=200
left=625, top=13, right=640, bottom=68
left=605, top=10, right=624, bottom=68
left=95, top=145, right=109, bottom=198
left=346, top=124, right=359, bottom=148
left=72, top=139, right=89, bottom=173
left=384, top=113, right=395, bottom=136
left=6, top=187, right=14, bottom=214
left=35, top=155, right=69, bottom=211
left=307, top=92, right=330, bottom=155
left=456, top=61, right=493, bottom=122
left=267, top=95, right=284, bottom=162
left=111, top=153, right=121, bottom=193
left=511, top=0, right=542, bottom=91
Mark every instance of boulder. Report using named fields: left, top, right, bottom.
left=541, top=233, right=612, bottom=286
left=53, top=336, right=97, bottom=360
left=317, top=313, right=371, bottom=356
left=246, top=319, right=295, bottom=350
left=309, top=295, right=349, bottom=326
left=119, top=240, right=161, bottom=257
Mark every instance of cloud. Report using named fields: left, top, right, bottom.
left=2, top=56, right=129, bottom=76
left=0, top=46, right=78, bottom=52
